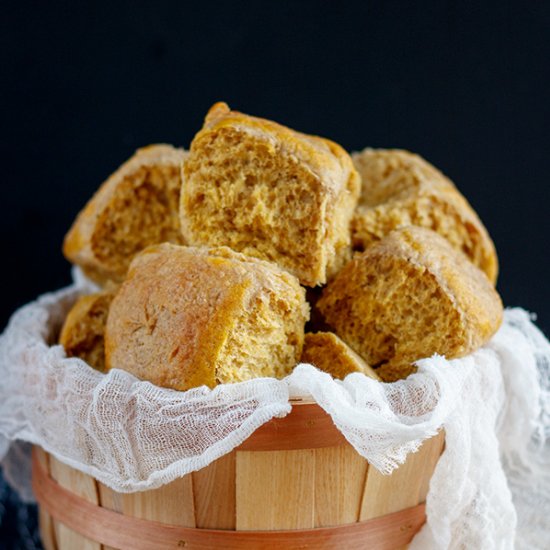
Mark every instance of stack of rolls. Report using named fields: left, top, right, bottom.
left=60, top=102, right=502, bottom=388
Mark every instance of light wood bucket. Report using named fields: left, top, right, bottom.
left=33, top=400, right=444, bottom=550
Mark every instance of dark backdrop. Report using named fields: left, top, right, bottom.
left=1, top=1, right=549, bottom=336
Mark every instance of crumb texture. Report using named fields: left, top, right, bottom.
left=351, top=148, right=498, bottom=283
left=301, top=332, right=379, bottom=380
left=59, top=289, right=116, bottom=371
left=105, top=244, right=309, bottom=390
left=180, top=102, right=360, bottom=286
left=375, top=361, right=418, bottom=383
left=317, top=226, right=503, bottom=377
left=63, top=144, right=188, bottom=284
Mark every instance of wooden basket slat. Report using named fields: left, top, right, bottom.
left=235, top=449, right=316, bottom=530
left=35, top=448, right=57, bottom=550
left=418, top=431, right=445, bottom=502
left=314, top=445, right=369, bottom=527
left=359, top=431, right=444, bottom=521
left=38, top=506, right=58, bottom=550
left=359, top=433, right=444, bottom=550
left=97, top=483, right=125, bottom=550
left=192, top=452, right=236, bottom=529
left=97, top=482, right=123, bottom=513
left=49, top=455, right=101, bottom=550
left=99, top=474, right=196, bottom=528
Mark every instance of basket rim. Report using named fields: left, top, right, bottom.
left=236, top=398, right=348, bottom=451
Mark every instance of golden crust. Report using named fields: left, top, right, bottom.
left=317, top=226, right=503, bottom=374
left=63, top=144, right=188, bottom=285
left=202, top=102, right=356, bottom=193
left=180, top=102, right=361, bottom=286
left=301, top=332, right=380, bottom=380
left=352, top=148, right=454, bottom=207
left=105, top=243, right=309, bottom=391
left=351, top=148, right=498, bottom=284
left=59, top=289, right=117, bottom=371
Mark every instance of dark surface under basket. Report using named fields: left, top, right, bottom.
left=0, top=470, right=41, bottom=550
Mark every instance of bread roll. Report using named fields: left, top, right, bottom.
left=375, top=361, right=418, bottom=383
left=351, top=148, right=498, bottom=283
left=59, top=289, right=116, bottom=371
left=105, top=244, right=309, bottom=390
left=317, top=226, right=503, bottom=375
left=301, top=332, right=380, bottom=380
left=180, top=102, right=361, bottom=287
left=63, top=144, right=187, bottom=285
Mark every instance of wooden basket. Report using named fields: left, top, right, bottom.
left=33, top=399, right=444, bottom=550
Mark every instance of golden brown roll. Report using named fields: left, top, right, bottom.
left=180, top=102, right=361, bottom=287
left=105, top=243, right=309, bottom=390
left=63, top=144, right=187, bottom=285
left=351, top=148, right=498, bottom=283
left=59, top=289, right=116, bottom=372
left=301, top=332, right=380, bottom=380
left=317, top=226, right=503, bottom=377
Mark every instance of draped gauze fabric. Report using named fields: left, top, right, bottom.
left=0, top=276, right=548, bottom=549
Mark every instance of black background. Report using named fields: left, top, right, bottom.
left=1, top=1, right=549, bottom=337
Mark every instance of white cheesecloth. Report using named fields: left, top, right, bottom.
left=0, top=273, right=548, bottom=549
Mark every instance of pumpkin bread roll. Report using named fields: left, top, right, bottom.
left=301, top=332, right=380, bottom=381
left=59, top=289, right=117, bottom=372
left=351, top=148, right=498, bottom=283
left=317, top=226, right=503, bottom=376
left=105, top=244, right=309, bottom=391
left=180, top=102, right=361, bottom=287
left=64, top=144, right=188, bottom=285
